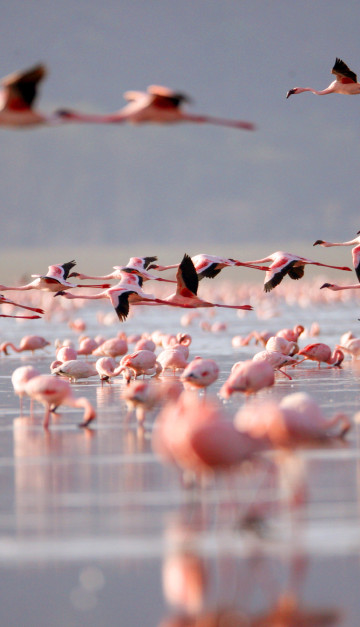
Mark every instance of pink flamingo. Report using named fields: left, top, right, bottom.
left=71, top=256, right=175, bottom=284
left=181, top=358, right=219, bottom=390
left=265, top=336, right=298, bottom=356
left=0, top=261, right=110, bottom=292
left=240, top=250, right=351, bottom=292
left=95, top=357, right=120, bottom=385
left=1, top=335, right=50, bottom=355
left=152, top=392, right=268, bottom=480
left=77, top=336, right=100, bottom=356
left=56, top=345, right=78, bottom=362
left=149, top=253, right=268, bottom=279
left=161, top=254, right=253, bottom=311
left=11, top=365, right=40, bottom=414
left=219, top=359, right=274, bottom=398
left=234, top=393, right=350, bottom=450
left=297, top=343, right=344, bottom=368
left=335, top=339, right=360, bottom=360
left=123, top=379, right=183, bottom=424
left=252, top=350, right=298, bottom=380
left=23, top=374, right=96, bottom=428
left=50, top=360, right=98, bottom=382
left=286, top=58, right=360, bottom=98
left=55, top=276, right=176, bottom=321
left=0, top=64, right=53, bottom=128
left=56, top=84, right=256, bottom=130
left=314, top=231, right=360, bottom=281
left=276, top=324, right=305, bottom=343
left=0, top=294, right=44, bottom=319
left=119, top=349, right=161, bottom=379
left=92, top=336, right=128, bottom=358
left=157, top=347, right=189, bottom=375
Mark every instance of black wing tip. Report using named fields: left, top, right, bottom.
left=142, top=256, right=158, bottom=269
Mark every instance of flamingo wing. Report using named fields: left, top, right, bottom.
left=176, top=254, right=199, bottom=296
left=332, top=58, right=357, bottom=83
left=1, top=64, right=46, bottom=110
left=147, top=85, right=191, bottom=108
left=60, top=260, right=77, bottom=280
left=110, top=290, right=136, bottom=322
left=264, top=260, right=297, bottom=292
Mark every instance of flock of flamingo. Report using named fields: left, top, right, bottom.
left=1, top=56, right=360, bottom=500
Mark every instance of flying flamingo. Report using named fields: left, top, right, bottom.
left=0, top=63, right=54, bottom=128
left=240, top=251, right=351, bottom=292
left=56, top=84, right=256, bottom=130
left=23, top=374, right=96, bottom=428
left=0, top=294, right=44, bottom=319
left=160, top=254, right=253, bottom=311
left=70, top=256, right=175, bottom=284
left=54, top=275, right=178, bottom=322
left=297, top=343, right=344, bottom=368
left=0, top=261, right=110, bottom=293
left=286, top=58, right=360, bottom=97
left=313, top=232, right=360, bottom=281
left=148, top=253, right=268, bottom=279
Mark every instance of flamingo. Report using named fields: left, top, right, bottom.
left=286, top=58, right=360, bottom=97
left=157, top=347, right=189, bottom=374
left=161, top=254, right=253, bottom=311
left=313, top=232, right=360, bottom=281
left=240, top=251, right=351, bottom=292
left=320, top=281, right=360, bottom=292
left=181, top=357, right=219, bottom=390
left=50, top=360, right=98, bottom=382
left=252, top=350, right=298, bottom=380
left=0, top=261, right=110, bottom=293
left=95, top=357, right=120, bottom=385
left=0, top=335, right=50, bottom=355
left=118, top=349, right=161, bottom=379
left=23, top=374, right=96, bottom=428
left=276, top=324, right=305, bottom=343
left=56, top=84, right=256, bottom=130
left=54, top=277, right=177, bottom=322
left=297, top=343, right=344, bottom=368
left=11, top=365, right=40, bottom=414
left=265, top=336, right=298, bottom=356
left=0, top=294, right=44, bottom=319
left=219, top=359, right=274, bottom=398
left=92, top=336, right=128, bottom=358
left=71, top=255, right=175, bottom=284
left=335, top=339, right=360, bottom=361
left=148, top=253, right=268, bottom=279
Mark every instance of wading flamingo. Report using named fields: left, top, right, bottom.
left=0, top=335, right=50, bottom=355
left=56, top=84, right=256, bottom=130
left=23, top=375, right=96, bottom=428
left=241, top=251, right=351, bottom=292
left=11, top=365, right=40, bottom=413
left=314, top=232, right=360, bottom=281
left=50, top=360, right=98, bottom=382
left=181, top=357, right=219, bottom=391
left=0, top=260, right=110, bottom=293
left=219, top=359, right=274, bottom=398
left=297, top=343, right=344, bottom=368
left=0, top=294, right=44, bottom=319
left=286, top=58, right=360, bottom=97
left=252, top=350, right=298, bottom=380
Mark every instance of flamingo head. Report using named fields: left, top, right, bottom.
left=320, top=283, right=332, bottom=289
left=313, top=239, right=324, bottom=246
left=286, top=87, right=298, bottom=98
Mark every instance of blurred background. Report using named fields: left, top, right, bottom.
left=1, top=0, right=360, bottom=281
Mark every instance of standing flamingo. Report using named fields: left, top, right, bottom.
left=241, top=251, right=351, bottom=292
left=286, top=58, right=360, bottom=97
left=219, top=359, right=274, bottom=398
left=56, top=84, right=256, bottom=130
left=297, top=343, right=344, bottom=368
left=23, top=375, right=96, bottom=428
left=0, top=261, right=110, bottom=292
left=0, top=335, right=50, bottom=355
left=314, top=232, right=360, bottom=281
left=181, top=358, right=219, bottom=391
left=11, top=365, right=41, bottom=414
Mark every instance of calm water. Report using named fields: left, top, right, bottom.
left=1, top=293, right=360, bottom=626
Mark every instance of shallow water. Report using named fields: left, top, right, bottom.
left=1, top=297, right=360, bottom=626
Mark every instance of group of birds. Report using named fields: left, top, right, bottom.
left=0, top=57, right=359, bottom=131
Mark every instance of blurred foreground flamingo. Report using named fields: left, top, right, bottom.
left=286, top=58, right=360, bottom=97
left=23, top=375, right=96, bottom=428
left=220, top=359, right=275, bottom=398
left=57, top=84, right=256, bottom=130
left=241, top=251, right=351, bottom=292
left=11, top=365, right=40, bottom=414
left=0, top=294, right=44, bottom=319
left=314, top=232, right=360, bottom=281
left=0, top=64, right=54, bottom=127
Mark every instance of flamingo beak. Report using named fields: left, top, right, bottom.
left=320, top=283, right=330, bottom=289
left=313, top=240, right=324, bottom=246
left=286, top=88, right=296, bottom=98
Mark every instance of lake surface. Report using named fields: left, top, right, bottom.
left=1, top=286, right=360, bottom=626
